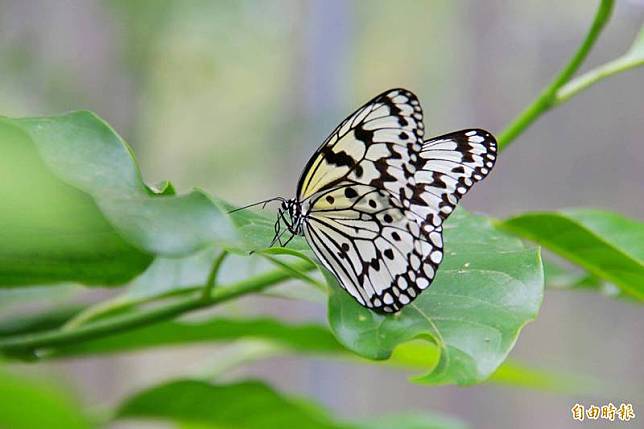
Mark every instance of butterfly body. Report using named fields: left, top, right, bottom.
left=264, top=89, right=497, bottom=313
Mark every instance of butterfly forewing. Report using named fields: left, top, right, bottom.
left=296, top=89, right=425, bottom=202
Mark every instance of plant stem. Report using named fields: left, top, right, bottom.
left=497, top=0, right=614, bottom=151
left=555, top=55, right=644, bottom=105
left=61, top=296, right=133, bottom=331
left=260, top=253, right=326, bottom=291
left=0, top=260, right=315, bottom=356
left=202, top=250, right=228, bottom=300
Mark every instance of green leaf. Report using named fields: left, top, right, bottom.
left=46, top=317, right=345, bottom=358
left=327, top=209, right=544, bottom=385
left=498, top=209, right=644, bottom=301
left=115, top=379, right=466, bottom=429
left=384, top=340, right=600, bottom=394
left=115, top=379, right=348, bottom=429
left=0, top=118, right=152, bottom=286
left=0, top=305, right=81, bottom=337
left=12, top=112, right=238, bottom=255
left=0, top=365, right=91, bottom=429
left=0, top=111, right=238, bottom=286
left=542, top=260, right=602, bottom=291
left=541, top=259, right=634, bottom=302
left=488, top=359, right=600, bottom=395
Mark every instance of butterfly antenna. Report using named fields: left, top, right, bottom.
left=228, top=197, right=286, bottom=214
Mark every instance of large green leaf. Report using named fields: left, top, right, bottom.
left=115, top=379, right=343, bottom=429
left=0, top=119, right=151, bottom=286
left=498, top=209, right=644, bottom=301
left=0, top=112, right=237, bottom=286
left=327, top=209, right=543, bottom=385
left=115, top=379, right=466, bottom=429
left=0, top=364, right=91, bottom=429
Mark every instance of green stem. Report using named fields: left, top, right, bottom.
left=260, top=253, right=326, bottom=291
left=61, top=296, right=133, bottom=331
left=0, top=260, right=315, bottom=356
left=64, top=250, right=228, bottom=330
left=202, top=250, right=228, bottom=300
left=497, top=0, right=614, bottom=151
left=555, top=55, right=644, bottom=105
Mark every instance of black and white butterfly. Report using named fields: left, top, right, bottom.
left=233, top=89, right=497, bottom=313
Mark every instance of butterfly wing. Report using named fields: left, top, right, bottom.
left=412, top=129, right=497, bottom=221
left=296, top=88, right=425, bottom=203
left=296, top=89, right=497, bottom=312
left=302, top=184, right=441, bottom=313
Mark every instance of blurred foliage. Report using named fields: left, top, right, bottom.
left=499, top=210, right=644, bottom=300
left=0, top=364, right=91, bottom=429
left=0, top=112, right=239, bottom=287
left=0, top=117, right=151, bottom=285
left=114, top=378, right=468, bottom=429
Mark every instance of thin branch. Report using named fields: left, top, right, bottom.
left=497, top=0, right=614, bottom=151
left=64, top=250, right=229, bottom=330
left=260, top=253, right=326, bottom=291
left=202, top=251, right=229, bottom=300
left=61, top=296, right=133, bottom=331
left=555, top=55, right=644, bottom=105
left=0, top=259, right=316, bottom=357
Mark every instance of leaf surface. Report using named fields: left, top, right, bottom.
left=0, top=112, right=237, bottom=286
left=0, top=365, right=91, bottom=429
left=499, top=209, right=644, bottom=301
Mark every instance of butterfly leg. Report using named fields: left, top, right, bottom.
left=269, top=213, right=282, bottom=247
left=280, top=232, right=296, bottom=248
left=271, top=226, right=291, bottom=247
left=269, top=208, right=289, bottom=248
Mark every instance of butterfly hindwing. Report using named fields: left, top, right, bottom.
left=413, top=129, right=497, bottom=222
left=303, top=184, right=442, bottom=312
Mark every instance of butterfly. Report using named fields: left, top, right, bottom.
left=233, top=89, right=497, bottom=313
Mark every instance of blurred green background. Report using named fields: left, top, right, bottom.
left=0, top=1, right=642, bottom=428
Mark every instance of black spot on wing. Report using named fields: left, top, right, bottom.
left=321, top=146, right=356, bottom=169
left=344, top=187, right=358, bottom=198
left=354, top=126, right=374, bottom=144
